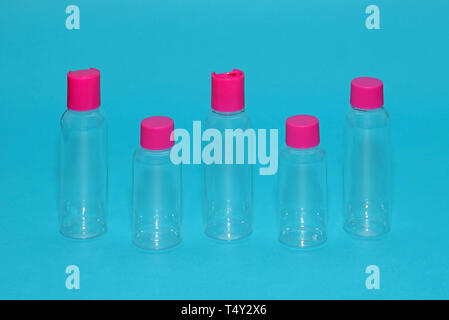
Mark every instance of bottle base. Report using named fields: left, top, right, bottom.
left=205, top=221, right=252, bottom=241
left=279, top=227, right=326, bottom=249
left=60, top=225, right=107, bottom=240
left=132, top=230, right=181, bottom=250
left=59, top=202, right=107, bottom=239
left=344, top=218, right=390, bottom=238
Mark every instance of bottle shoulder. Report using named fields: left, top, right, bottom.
left=345, top=106, right=390, bottom=129
left=205, top=109, right=251, bottom=130
left=133, top=147, right=172, bottom=166
left=61, top=108, right=106, bottom=130
left=280, top=146, right=326, bottom=165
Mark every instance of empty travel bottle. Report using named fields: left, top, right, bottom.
left=132, top=116, right=182, bottom=250
left=59, top=68, right=108, bottom=239
left=278, top=115, right=327, bottom=248
left=204, top=69, right=253, bottom=240
left=343, top=77, right=390, bottom=237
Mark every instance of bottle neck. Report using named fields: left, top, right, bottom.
left=351, top=106, right=384, bottom=113
left=67, top=106, right=101, bottom=114
left=211, top=108, right=245, bottom=116
left=286, top=145, right=320, bottom=154
left=139, top=146, right=172, bottom=155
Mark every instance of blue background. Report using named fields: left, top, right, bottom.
left=1, top=0, right=448, bottom=299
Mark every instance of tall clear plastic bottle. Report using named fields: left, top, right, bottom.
left=278, top=115, right=327, bottom=248
left=204, top=69, right=253, bottom=241
left=132, top=116, right=182, bottom=250
left=344, top=77, right=390, bottom=237
left=59, top=68, right=108, bottom=239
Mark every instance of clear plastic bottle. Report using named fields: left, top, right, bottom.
left=344, top=77, right=390, bottom=237
left=204, top=69, right=253, bottom=241
left=132, top=116, right=182, bottom=250
left=278, top=115, right=327, bottom=248
left=59, top=68, right=108, bottom=239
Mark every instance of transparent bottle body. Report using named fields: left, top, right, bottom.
left=203, top=109, right=253, bottom=240
left=59, top=108, right=108, bottom=239
left=343, top=106, right=390, bottom=237
left=278, top=146, right=327, bottom=248
left=132, top=147, right=182, bottom=250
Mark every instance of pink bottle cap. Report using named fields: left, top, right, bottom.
left=211, top=69, right=245, bottom=112
left=286, top=115, right=320, bottom=149
left=350, top=77, right=383, bottom=110
left=140, top=116, right=175, bottom=150
left=67, top=68, right=101, bottom=111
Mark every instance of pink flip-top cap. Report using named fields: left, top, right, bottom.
left=67, top=68, right=101, bottom=111
left=140, top=116, right=175, bottom=150
left=211, top=69, right=244, bottom=112
left=350, top=77, right=383, bottom=110
left=286, top=115, right=320, bottom=149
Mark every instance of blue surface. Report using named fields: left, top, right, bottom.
left=1, top=0, right=449, bottom=299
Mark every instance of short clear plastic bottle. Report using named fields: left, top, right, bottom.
left=204, top=69, right=253, bottom=241
left=59, top=68, right=108, bottom=239
left=278, top=115, right=327, bottom=248
left=132, top=116, right=182, bottom=250
left=344, top=77, right=390, bottom=237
